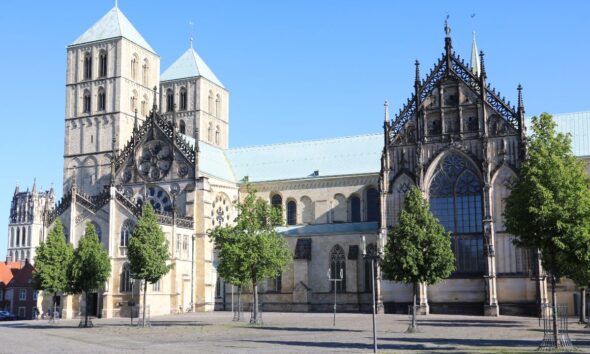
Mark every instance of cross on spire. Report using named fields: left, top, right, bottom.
left=189, top=21, right=194, bottom=48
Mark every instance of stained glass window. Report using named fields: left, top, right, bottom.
left=330, top=245, right=346, bottom=292
left=429, top=153, right=484, bottom=274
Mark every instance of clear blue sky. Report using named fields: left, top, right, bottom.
left=1, top=1, right=589, bottom=260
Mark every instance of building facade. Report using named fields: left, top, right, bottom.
left=6, top=7, right=585, bottom=318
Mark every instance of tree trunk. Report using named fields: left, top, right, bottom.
left=237, top=285, right=242, bottom=321
left=411, top=281, right=417, bottom=331
left=85, top=292, right=89, bottom=327
left=142, top=280, right=148, bottom=327
left=580, top=288, right=586, bottom=324
left=551, top=275, right=558, bottom=348
left=251, top=281, right=259, bottom=324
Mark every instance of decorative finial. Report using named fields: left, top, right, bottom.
left=444, top=14, right=451, bottom=38
left=152, top=86, right=158, bottom=111
left=479, top=50, right=486, bottom=78
left=384, top=99, right=389, bottom=123
left=189, top=21, right=194, bottom=49
left=470, top=31, right=481, bottom=76
left=517, top=84, right=524, bottom=109
left=414, top=60, right=420, bottom=84
left=134, top=108, right=138, bottom=132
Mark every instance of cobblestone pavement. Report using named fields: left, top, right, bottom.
left=0, top=311, right=588, bottom=353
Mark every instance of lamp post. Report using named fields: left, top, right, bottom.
left=362, top=235, right=379, bottom=353
left=327, top=267, right=343, bottom=326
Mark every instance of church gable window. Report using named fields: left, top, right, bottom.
left=429, top=153, right=484, bottom=274
left=83, top=52, right=92, bottom=80
left=349, top=195, right=361, bottom=222
left=287, top=200, right=297, bottom=225
left=97, top=87, right=106, bottom=111
left=98, top=50, right=107, bottom=78
left=366, top=187, right=380, bottom=222
left=179, top=87, right=187, bottom=111
left=83, top=90, right=91, bottom=113
left=120, top=220, right=133, bottom=247
left=329, top=245, right=346, bottom=292
left=166, top=89, right=174, bottom=112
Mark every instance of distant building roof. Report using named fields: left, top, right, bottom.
left=70, top=7, right=155, bottom=54
left=160, top=48, right=224, bottom=87
left=225, top=133, right=383, bottom=183
left=182, top=136, right=235, bottom=182
left=549, top=111, right=590, bottom=157
left=0, top=262, right=13, bottom=287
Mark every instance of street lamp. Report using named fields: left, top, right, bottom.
left=362, top=235, right=379, bottom=353
left=327, top=267, right=343, bottom=326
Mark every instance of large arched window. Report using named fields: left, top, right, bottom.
left=147, top=186, right=173, bottom=213
left=366, top=187, right=380, bottom=222
left=83, top=90, right=91, bottom=113
left=21, top=227, right=26, bottom=247
left=271, top=194, right=282, bottom=211
left=97, top=87, right=106, bottom=111
left=16, top=228, right=20, bottom=246
left=179, top=87, right=187, bottom=110
left=120, top=221, right=133, bottom=247
left=10, top=228, right=14, bottom=247
left=287, top=200, right=297, bottom=225
left=99, top=50, right=107, bottom=77
left=120, top=263, right=132, bottom=293
left=329, top=245, right=346, bottom=292
left=166, top=89, right=174, bottom=112
left=429, top=153, right=484, bottom=274
left=83, top=52, right=92, bottom=80
left=350, top=195, right=361, bottom=222
left=179, top=120, right=186, bottom=134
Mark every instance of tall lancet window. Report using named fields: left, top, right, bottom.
left=98, top=87, right=106, bottom=111
left=83, top=52, right=92, bottom=80
left=329, top=245, right=346, bottom=292
left=166, top=89, right=174, bottom=112
left=83, top=90, right=91, bottom=113
left=180, top=87, right=187, bottom=110
left=142, top=59, right=149, bottom=86
left=429, top=153, right=484, bottom=274
left=99, top=50, right=107, bottom=77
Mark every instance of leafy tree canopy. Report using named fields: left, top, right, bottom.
left=128, top=203, right=171, bottom=284
left=504, top=113, right=590, bottom=278
left=381, top=186, right=455, bottom=285
left=33, top=219, right=74, bottom=294
left=67, top=222, right=111, bottom=294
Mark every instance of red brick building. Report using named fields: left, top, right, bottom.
left=0, top=260, right=38, bottom=319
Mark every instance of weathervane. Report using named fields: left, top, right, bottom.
left=444, top=14, right=451, bottom=37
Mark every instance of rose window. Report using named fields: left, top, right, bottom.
left=136, top=140, right=172, bottom=182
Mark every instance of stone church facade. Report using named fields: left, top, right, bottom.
left=6, top=7, right=584, bottom=318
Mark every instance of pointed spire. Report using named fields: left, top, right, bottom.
left=444, top=15, right=453, bottom=71
left=14, top=182, right=19, bottom=195
left=32, top=178, right=37, bottom=194
left=517, top=84, right=524, bottom=110
left=470, top=32, right=481, bottom=76
left=414, top=60, right=420, bottom=87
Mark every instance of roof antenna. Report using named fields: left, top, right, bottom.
left=189, top=21, right=194, bottom=49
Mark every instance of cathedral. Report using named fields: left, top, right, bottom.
left=6, top=7, right=587, bottom=318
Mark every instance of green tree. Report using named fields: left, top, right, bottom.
left=33, top=219, right=74, bottom=321
left=504, top=112, right=590, bottom=346
left=381, top=186, right=455, bottom=332
left=208, top=186, right=291, bottom=324
left=128, top=203, right=172, bottom=327
left=67, top=222, right=111, bottom=327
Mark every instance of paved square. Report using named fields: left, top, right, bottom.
left=0, top=312, right=588, bottom=353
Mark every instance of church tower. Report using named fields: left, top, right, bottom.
left=160, top=42, right=228, bottom=149
left=63, top=6, right=160, bottom=195
left=6, top=181, right=55, bottom=263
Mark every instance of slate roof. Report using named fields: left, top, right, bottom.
left=549, top=111, right=590, bottom=157
left=161, top=48, right=224, bottom=87
left=70, top=7, right=155, bottom=53
left=182, top=136, right=235, bottom=182
left=225, top=133, right=383, bottom=182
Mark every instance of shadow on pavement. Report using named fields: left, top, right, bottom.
left=415, top=319, right=523, bottom=328
left=240, top=339, right=456, bottom=351
left=248, top=326, right=363, bottom=333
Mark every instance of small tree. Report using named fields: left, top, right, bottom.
left=67, top=223, right=111, bottom=327
left=128, top=203, right=172, bottom=327
left=33, top=219, right=74, bottom=321
left=381, top=186, right=455, bottom=332
left=208, top=186, right=291, bottom=324
left=505, top=113, right=590, bottom=347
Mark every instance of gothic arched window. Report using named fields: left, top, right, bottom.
left=120, top=263, right=132, bottom=293
left=120, top=221, right=133, bottom=247
left=142, top=58, right=149, bottom=86
left=83, top=90, right=91, bottom=113
left=287, top=200, right=297, bottom=225
left=16, top=228, right=20, bottom=246
left=166, top=89, right=174, bottom=112
left=99, top=50, right=107, bottom=77
left=130, top=90, right=138, bottom=112
left=271, top=194, right=282, bottom=211
left=350, top=195, right=361, bottom=222
left=97, top=87, right=106, bottom=111
left=147, top=186, right=172, bottom=213
left=429, top=153, right=484, bottom=274
left=21, top=227, right=26, bottom=247
left=83, top=52, right=92, bottom=80
left=179, top=87, right=187, bottom=110
left=366, top=187, right=380, bottom=222
left=131, top=54, right=138, bottom=80
left=179, top=120, right=186, bottom=134
left=207, top=122, right=213, bottom=142
left=215, top=94, right=221, bottom=116
left=215, top=126, right=220, bottom=145
left=208, top=90, right=213, bottom=113
left=330, top=245, right=346, bottom=292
